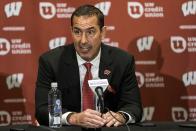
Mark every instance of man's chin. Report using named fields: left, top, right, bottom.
left=80, top=54, right=91, bottom=61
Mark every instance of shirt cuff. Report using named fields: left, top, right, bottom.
left=62, top=112, right=73, bottom=125
left=118, top=111, right=135, bottom=124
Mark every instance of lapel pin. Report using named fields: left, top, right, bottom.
left=104, top=69, right=111, bottom=76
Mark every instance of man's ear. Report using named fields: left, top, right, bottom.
left=101, top=26, right=107, bottom=39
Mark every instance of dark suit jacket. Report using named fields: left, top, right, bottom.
left=35, top=43, right=142, bottom=125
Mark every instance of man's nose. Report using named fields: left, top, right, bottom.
left=81, top=32, right=88, bottom=43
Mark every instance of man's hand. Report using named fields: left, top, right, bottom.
left=102, top=111, right=126, bottom=127
left=68, top=109, right=106, bottom=128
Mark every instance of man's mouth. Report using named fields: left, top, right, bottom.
left=79, top=45, right=91, bottom=52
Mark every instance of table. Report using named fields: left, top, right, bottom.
left=0, top=122, right=196, bottom=131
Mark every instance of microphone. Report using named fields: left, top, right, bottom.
left=95, top=86, right=103, bottom=98
left=95, top=86, right=104, bottom=113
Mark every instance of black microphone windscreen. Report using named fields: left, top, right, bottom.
left=95, top=86, right=103, bottom=97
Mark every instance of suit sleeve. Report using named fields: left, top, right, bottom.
left=118, top=56, right=143, bottom=123
left=35, top=55, right=55, bottom=126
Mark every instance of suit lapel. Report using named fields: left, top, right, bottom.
left=99, top=44, right=113, bottom=83
left=58, top=44, right=80, bottom=89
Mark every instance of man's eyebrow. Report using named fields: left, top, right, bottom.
left=73, top=26, right=95, bottom=30
left=86, top=27, right=96, bottom=30
left=73, top=27, right=80, bottom=30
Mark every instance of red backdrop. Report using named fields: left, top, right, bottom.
left=0, top=0, right=196, bottom=125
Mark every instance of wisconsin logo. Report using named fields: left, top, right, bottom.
left=170, top=36, right=187, bottom=53
left=6, top=73, right=24, bottom=90
left=128, top=2, right=144, bottom=19
left=49, top=37, right=66, bottom=49
left=142, top=107, right=155, bottom=121
left=137, top=36, right=154, bottom=52
left=39, top=2, right=56, bottom=19
left=182, top=0, right=196, bottom=16
left=95, top=1, right=111, bottom=16
left=182, top=71, right=196, bottom=86
left=172, top=107, right=188, bottom=122
left=0, top=38, right=10, bottom=56
left=4, top=1, right=22, bottom=18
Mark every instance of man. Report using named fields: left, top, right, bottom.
left=35, top=4, right=142, bottom=128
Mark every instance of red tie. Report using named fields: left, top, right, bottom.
left=82, top=62, right=94, bottom=111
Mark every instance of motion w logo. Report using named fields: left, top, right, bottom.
left=137, top=36, right=154, bottom=52
left=182, top=0, right=196, bottom=16
left=182, top=71, right=196, bottom=86
left=4, top=2, right=22, bottom=18
left=49, top=37, right=66, bottom=49
left=95, top=1, right=111, bottom=16
left=6, top=73, right=23, bottom=90
left=142, top=107, right=155, bottom=121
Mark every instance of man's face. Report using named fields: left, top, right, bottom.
left=71, top=15, right=106, bottom=61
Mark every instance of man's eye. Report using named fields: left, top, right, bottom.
left=73, top=29, right=81, bottom=35
left=87, top=30, right=96, bottom=35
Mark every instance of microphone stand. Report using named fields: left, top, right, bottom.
left=97, top=95, right=104, bottom=114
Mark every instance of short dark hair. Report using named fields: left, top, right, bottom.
left=71, top=4, right=104, bottom=30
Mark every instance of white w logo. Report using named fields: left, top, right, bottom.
left=182, top=71, right=196, bottom=86
left=137, top=36, right=154, bottom=52
left=4, top=2, right=22, bottom=18
left=142, top=107, right=155, bottom=121
left=49, top=37, right=66, bottom=49
left=95, top=1, right=111, bottom=16
left=6, top=73, right=23, bottom=90
left=182, top=0, right=196, bottom=16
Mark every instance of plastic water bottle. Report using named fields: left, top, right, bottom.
left=48, top=82, right=62, bottom=128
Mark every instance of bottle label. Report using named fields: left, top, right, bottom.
left=53, top=116, right=61, bottom=124
left=54, top=99, right=61, bottom=113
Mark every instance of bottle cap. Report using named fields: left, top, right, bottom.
left=51, top=82, right=58, bottom=88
